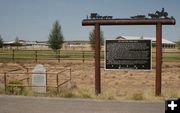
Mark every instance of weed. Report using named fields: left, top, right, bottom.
left=162, top=89, right=180, bottom=99
left=131, top=93, right=144, bottom=100
left=63, top=92, right=76, bottom=98
left=95, top=92, right=115, bottom=100
left=81, top=92, right=92, bottom=98
left=0, top=84, right=4, bottom=94
left=6, top=80, right=25, bottom=95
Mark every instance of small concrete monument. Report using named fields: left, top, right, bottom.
left=32, top=64, right=47, bottom=93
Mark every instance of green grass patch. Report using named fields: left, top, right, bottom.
left=163, top=53, right=180, bottom=61
left=0, top=50, right=179, bottom=62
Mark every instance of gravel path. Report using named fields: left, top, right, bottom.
left=0, top=95, right=164, bottom=113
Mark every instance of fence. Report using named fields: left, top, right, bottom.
left=0, top=50, right=96, bottom=63
left=3, top=67, right=72, bottom=94
left=0, top=49, right=180, bottom=62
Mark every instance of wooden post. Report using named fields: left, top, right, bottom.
left=46, top=71, right=48, bottom=92
left=56, top=74, right=59, bottom=92
left=82, top=51, right=85, bottom=63
left=4, top=72, right=7, bottom=93
left=12, top=49, right=15, bottom=61
left=26, top=68, right=30, bottom=86
left=156, top=23, right=162, bottom=96
left=58, top=50, right=60, bottom=63
left=70, top=68, right=72, bottom=83
left=35, top=50, right=37, bottom=63
left=95, top=23, right=101, bottom=95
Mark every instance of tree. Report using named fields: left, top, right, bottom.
left=177, top=40, right=180, bottom=50
left=15, top=37, right=20, bottom=49
left=0, top=35, right=3, bottom=48
left=89, top=29, right=104, bottom=51
left=48, top=21, right=64, bottom=51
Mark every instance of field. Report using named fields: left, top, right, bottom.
left=0, top=49, right=180, bottom=62
left=0, top=49, right=180, bottom=101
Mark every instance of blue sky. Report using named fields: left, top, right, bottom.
left=0, top=0, right=180, bottom=41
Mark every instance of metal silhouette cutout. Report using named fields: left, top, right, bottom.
left=87, top=13, right=113, bottom=19
left=131, top=8, right=173, bottom=19
left=148, top=8, right=169, bottom=19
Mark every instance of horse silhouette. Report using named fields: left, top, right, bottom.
left=155, top=8, right=168, bottom=18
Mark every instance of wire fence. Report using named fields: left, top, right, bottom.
left=3, top=67, right=72, bottom=94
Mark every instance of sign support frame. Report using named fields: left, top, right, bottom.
left=82, top=18, right=175, bottom=96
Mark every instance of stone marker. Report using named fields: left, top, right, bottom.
left=32, top=64, right=46, bottom=93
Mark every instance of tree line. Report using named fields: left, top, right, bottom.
left=0, top=20, right=104, bottom=51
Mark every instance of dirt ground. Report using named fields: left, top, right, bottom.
left=0, top=61, right=180, bottom=100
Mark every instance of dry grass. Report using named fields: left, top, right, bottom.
left=0, top=61, right=180, bottom=101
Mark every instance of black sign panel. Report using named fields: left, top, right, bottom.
left=105, top=40, right=151, bottom=70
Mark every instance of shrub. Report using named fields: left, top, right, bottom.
left=6, top=80, right=25, bottom=95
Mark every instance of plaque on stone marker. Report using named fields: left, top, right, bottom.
left=105, top=40, right=151, bottom=70
left=32, top=64, right=47, bottom=93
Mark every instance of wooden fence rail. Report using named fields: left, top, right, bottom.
left=0, top=49, right=180, bottom=62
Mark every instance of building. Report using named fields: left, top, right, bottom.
left=63, top=40, right=90, bottom=50
left=3, top=40, right=26, bottom=49
left=116, top=36, right=176, bottom=49
left=3, top=40, right=91, bottom=50
left=3, top=40, right=49, bottom=50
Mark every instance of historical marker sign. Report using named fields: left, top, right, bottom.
left=105, top=40, right=151, bottom=70
left=82, top=14, right=175, bottom=95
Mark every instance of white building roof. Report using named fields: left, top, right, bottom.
left=117, top=36, right=176, bottom=44
left=4, top=41, right=15, bottom=44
